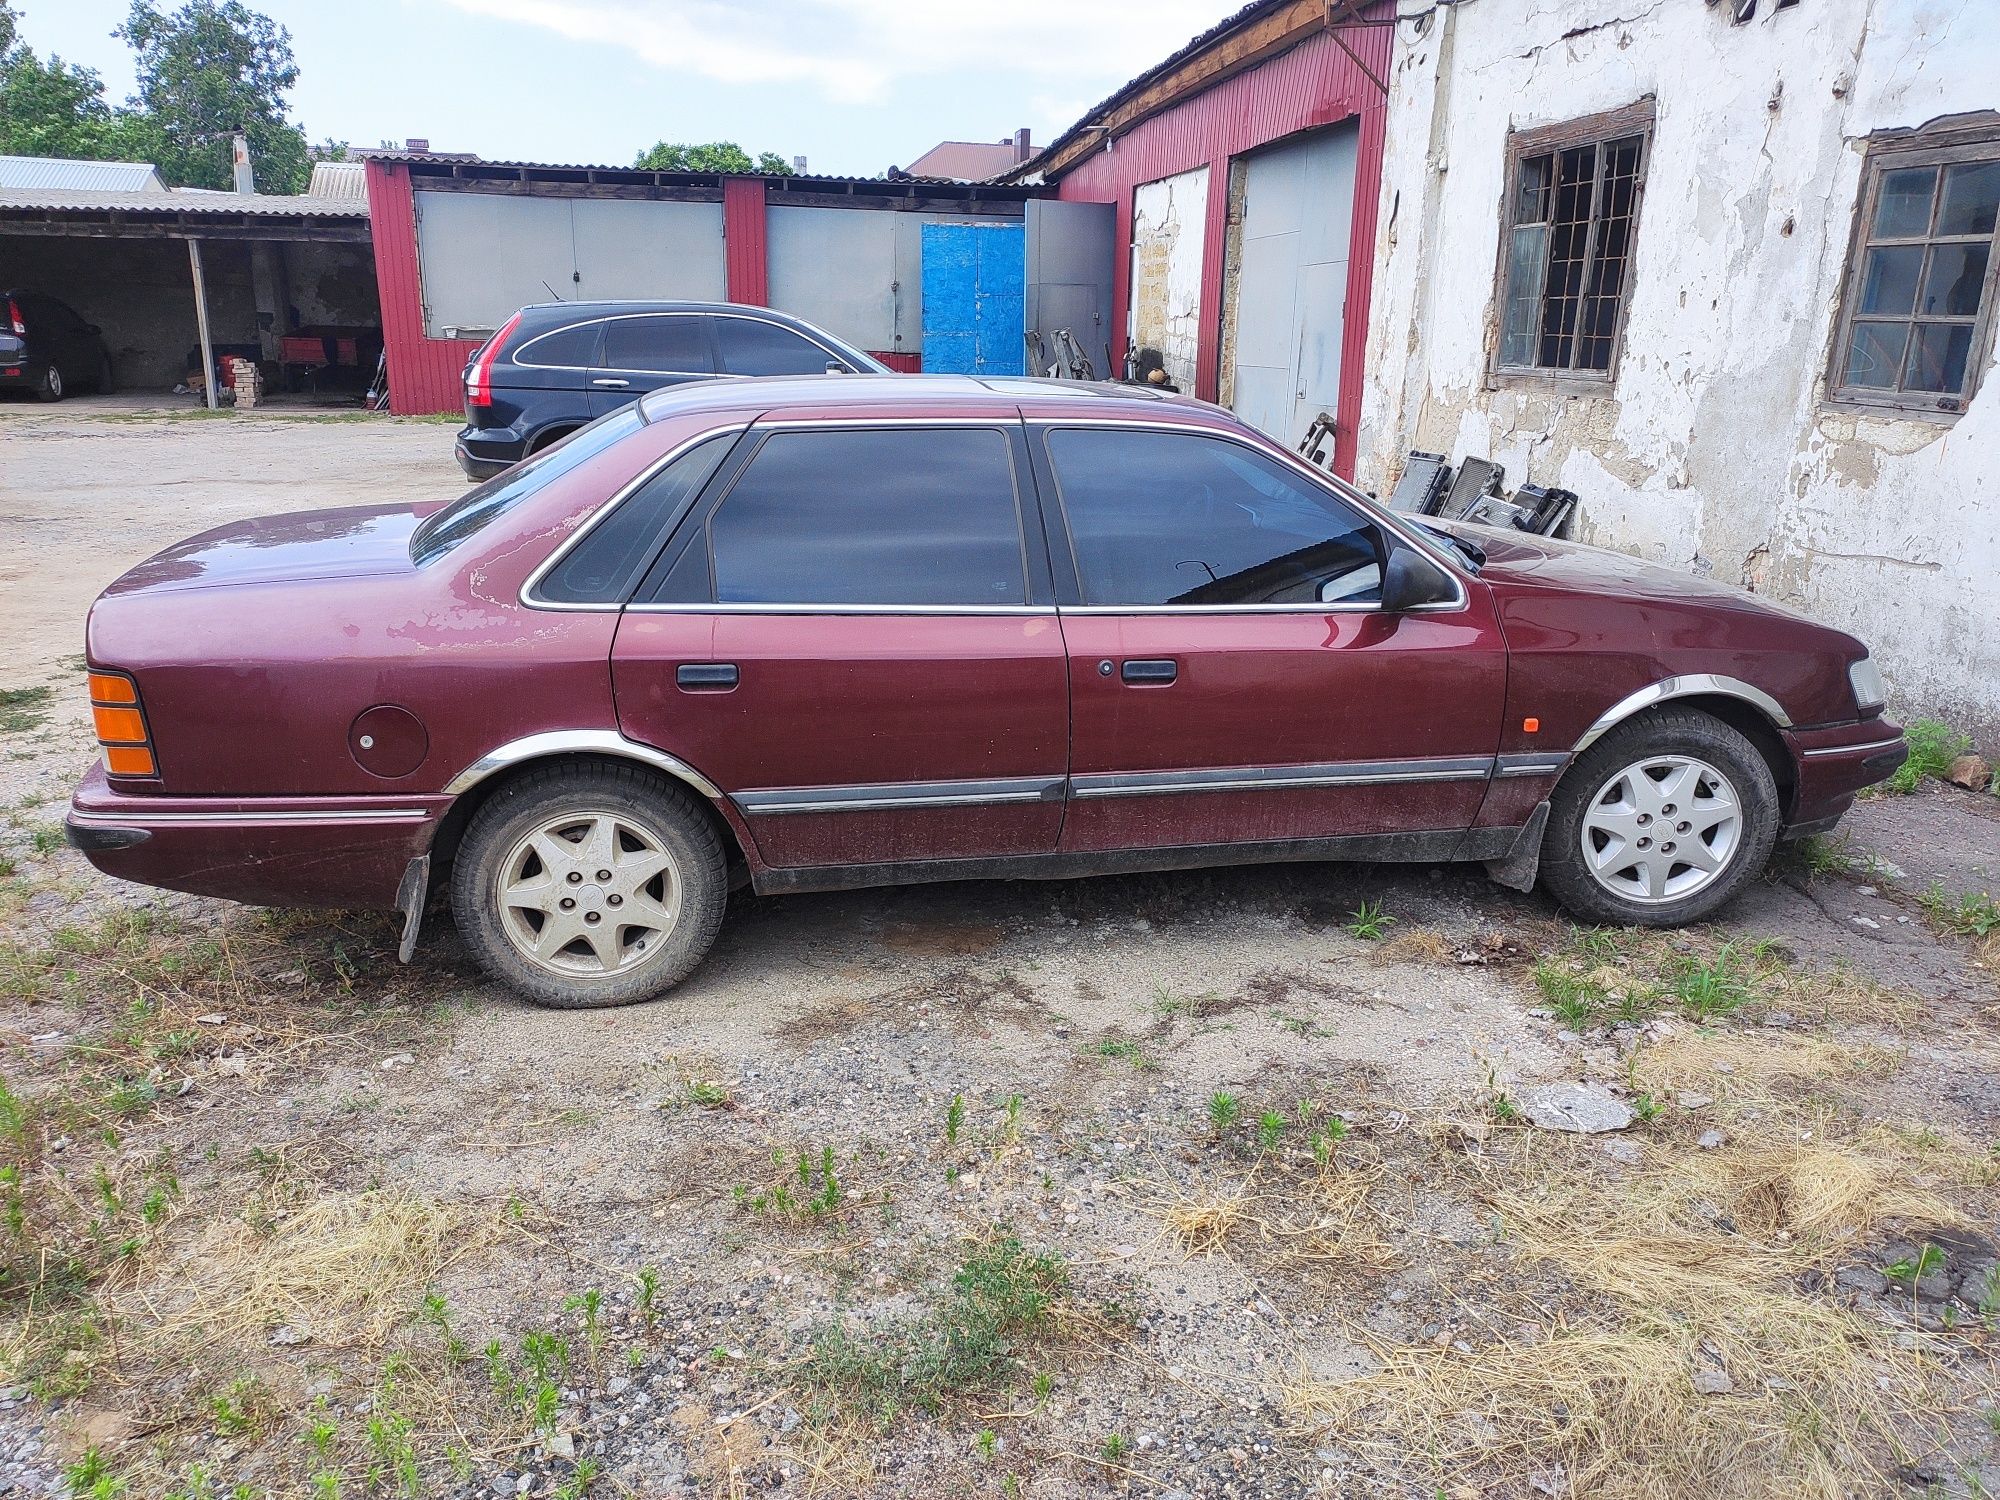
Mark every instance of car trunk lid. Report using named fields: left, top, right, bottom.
left=101, top=503, right=424, bottom=597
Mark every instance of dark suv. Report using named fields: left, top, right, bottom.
left=0, top=290, right=113, bottom=402
left=454, top=301, right=886, bottom=478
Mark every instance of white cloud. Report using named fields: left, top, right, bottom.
left=432, top=0, right=1233, bottom=109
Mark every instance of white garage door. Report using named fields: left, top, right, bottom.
left=1225, top=124, right=1358, bottom=448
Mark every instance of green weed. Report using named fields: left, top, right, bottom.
left=1888, top=720, right=1972, bottom=793
left=1920, top=882, right=2000, bottom=939
left=1344, top=899, right=1396, bottom=940
left=1207, top=1092, right=1241, bottom=1133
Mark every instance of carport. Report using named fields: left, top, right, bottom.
left=0, top=185, right=377, bottom=403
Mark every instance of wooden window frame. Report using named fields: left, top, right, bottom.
left=1824, top=113, right=2000, bottom=421
left=1489, top=99, right=1656, bottom=394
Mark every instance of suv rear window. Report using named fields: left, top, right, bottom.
left=514, top=320, right=603, bottom=369
left=411, top=407, right=645, bottom=566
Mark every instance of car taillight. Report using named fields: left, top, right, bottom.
left=5, top=300, right=23, bottom=336
left=89, top=671, right=158, bottom=778
left=465, top=312, right=521, bottom=409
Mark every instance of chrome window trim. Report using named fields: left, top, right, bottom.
left=1800, top=734, right=1905, bottom=759
left=1070, top=757, right=1496, bottom=800
left=442, top=730, right=724, bottom=802
left=1572, top=674, right=1793, bottom=754
left=734, top=776, right=1062, bottom=817
left=1030, top=417, right=1473, bottom=616
left=519, top=425, right=750, bottom=613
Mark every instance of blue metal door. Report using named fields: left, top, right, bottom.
left=920, top=222, right=1025, bottom=375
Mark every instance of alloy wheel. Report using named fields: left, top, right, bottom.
left=1578, top=754, right=1743, bottom=904
left=45, top=367, right=61, bottom=398
left=496, top=809, right=682, bottom=977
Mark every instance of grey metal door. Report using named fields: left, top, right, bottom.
left=1025, top=199, right=1115, bottom=379
left=1225, top=124, right=1358, bottom=446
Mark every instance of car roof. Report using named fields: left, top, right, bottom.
left=638, top=373, right=1221, bottom=426
left=513, top=300, right=815, bottom=321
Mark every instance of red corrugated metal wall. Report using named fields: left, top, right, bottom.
left=1050, top=16, right=1391, bottom=478
left=364, top=159, right=481, bottom=416
left=722, top=176, right=769, bottom=306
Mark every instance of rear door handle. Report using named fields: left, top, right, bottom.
left=676, top=663, right=738, bottom=691
left=591, top=377, right=630, bottom=389
left=1121, top=658, right=1178, bottom=685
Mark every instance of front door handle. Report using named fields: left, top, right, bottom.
left=1121, top=658, right=1178, bottom=685
left=676, top=662, right=738, bottom=691
left=592, top=377, right=631, bottom=389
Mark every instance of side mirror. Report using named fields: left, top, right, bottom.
left=1380, top=539, right=1456, bottom=612
left=825, top=361, right=853, bottom=375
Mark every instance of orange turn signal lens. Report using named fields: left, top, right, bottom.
left=88, top=672, right=137, bottom=705
left=91, top=705, right=146, bottom=744
left=104, top=745, right=157, bottom=777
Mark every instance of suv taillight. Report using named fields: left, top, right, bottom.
left=5, top=300, right=23, bottom=336
left=89, top=671, right=158, bottom=779
left=465, top=312, right=521, bottom=409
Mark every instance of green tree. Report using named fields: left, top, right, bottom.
left=115, top=0, right=310, bottom=192
left=0, top=2, right=158, bottom=162
left=632, top=140, right=792, bottom=175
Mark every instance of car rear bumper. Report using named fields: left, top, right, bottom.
left=66, top=761, right=447, bottom=910
left=455, top=424, right=523, bottom=480
left=1782, top=717, right=1906, bottom=834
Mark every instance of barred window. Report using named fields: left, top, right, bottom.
left=1496, top=102, right=1653, bottom=383
left=1829, top=117, right=2000, bottom=416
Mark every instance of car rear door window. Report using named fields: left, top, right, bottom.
left=534, top=433, right=735, bottom=605
left=1044, top=428, right=1386, bottom=607
left=706, top=428, right=1027, bottom=605
left=514, top=319, right=604, bottom=369
left=714, top=317, right=837, bottom=376
left=602, top=315, right=713, bottom=374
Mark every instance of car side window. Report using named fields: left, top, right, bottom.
left=1044, top=428, right=1386, bottom=607
left=704, top=427, right=1027, bottom=605
left=535, top=433, right=736, bottom=605
left=514, top=319, right=603, bottom=369
left=602, top=316, right=712, bottom=374
left=714, top=318, right=837, bottom=376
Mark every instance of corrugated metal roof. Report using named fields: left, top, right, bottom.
left=0, top=154, right=167, bottom=192
left=361, top=148, right=1029, bottom=191
left=307, top=161, right=367, bottom=199
left=0, top=186, right=369, bottom=217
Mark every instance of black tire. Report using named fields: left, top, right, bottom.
left=1539, top=707, right=1780, bottom=927
left=527, top=425, right=577, bottom=455
left=35, top=364, right=63, bottom=403
left=449, top=762, right=728, bottom=1008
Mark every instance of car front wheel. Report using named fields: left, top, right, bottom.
left=1539, top=707, right=1779, bottom=927
left=450, top=763, right=727, bottom=1008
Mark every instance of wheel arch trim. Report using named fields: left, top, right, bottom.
left=441, top=730, right=725, bottom=802
left=1572, top=674, right=1792, bottom=755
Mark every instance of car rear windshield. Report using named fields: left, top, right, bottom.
left=410, top=407, right=646, bottom=566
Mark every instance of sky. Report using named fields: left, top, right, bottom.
left=14, top=0, right=1239, bottom=177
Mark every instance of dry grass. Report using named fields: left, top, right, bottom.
left=1370, top=927, right=1456, bottom=967
left=145, top=1190, right=479, bottom=1348
left=1157, top=1158, right=1394, bottom=1271
left=1288, top=1021, right=1992, bottom=1497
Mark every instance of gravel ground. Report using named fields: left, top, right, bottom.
left=1, top=405, right=1997, bottom=1499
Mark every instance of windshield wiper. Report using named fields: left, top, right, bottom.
left=1413, top=521, right=1484, bottom=572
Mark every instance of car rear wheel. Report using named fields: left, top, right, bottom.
left=450, top=763, right=727, bottom=1008
left=1539, top=707, right=1779, bottom=927
left=36, top=365, right=62, bottom=402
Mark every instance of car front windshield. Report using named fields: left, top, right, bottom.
left=409, top=407, right=646, bottom=566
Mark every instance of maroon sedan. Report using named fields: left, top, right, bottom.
left=67, top=377, right=1905, bottom=1007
